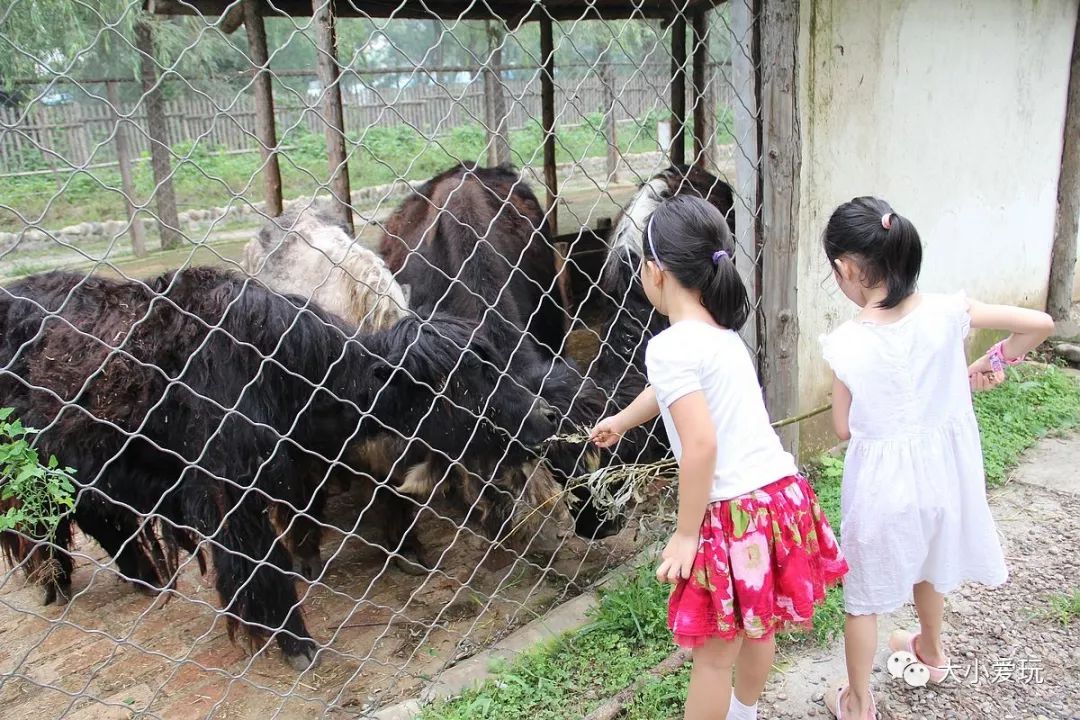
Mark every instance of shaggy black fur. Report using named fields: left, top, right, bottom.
left=0, top=267, right=554, bottom=669
left=380, top=163, right=566, bottom=359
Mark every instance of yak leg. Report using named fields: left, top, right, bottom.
left=184, top=466, right=317, bottom=670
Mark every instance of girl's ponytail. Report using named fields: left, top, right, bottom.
left=822, top=196, right=923, bottom=309
left=703, top=252, right=750, bottom=331
left=879, top=211, right=922, bottom=309
left=644, top=195, right=750, bottom=331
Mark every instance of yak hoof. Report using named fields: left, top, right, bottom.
left=294, top=554, right=325, bottom=582
left=284, top=643, right=319, bottom=672
left=43, top=581, right=71, bottom=607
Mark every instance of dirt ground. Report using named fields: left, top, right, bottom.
left=0, top=483, right=642, bottom=720
left=758, top=431, right=1080, bottom=719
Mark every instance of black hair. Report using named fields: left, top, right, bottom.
left=642, top=194, right=749, bottom=331
left=823, top=196, right=922, bottom=309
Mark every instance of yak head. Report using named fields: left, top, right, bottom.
left=360, top=313, right=558, bottom=469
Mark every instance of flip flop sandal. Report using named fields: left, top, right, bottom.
left=887, top=630, right=949, bottom=684
left=824, top=682, right=877, bottom=720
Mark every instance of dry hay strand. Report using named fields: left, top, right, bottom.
left=503, top=449, right=679, bottom=543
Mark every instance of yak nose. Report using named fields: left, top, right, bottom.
left=534, top=397, right=559, bottom=426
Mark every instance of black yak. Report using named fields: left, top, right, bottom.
left=0, top=267, right=556, bottom=669
left=379, top=164, right=642, bottom=540
left=243, top=207, right=572, bottom=568
left=380, top=163, right=567, bottom=358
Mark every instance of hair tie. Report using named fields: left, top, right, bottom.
left=711, top=250, right=729, bottom=266
left=646, top=215, right=663, bottom=270
left=881, top=213, right=892, bottom=230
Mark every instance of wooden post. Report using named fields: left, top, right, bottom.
left=106, top=81, right=147, bottom=258
left=759, top=0, right=801, bottom=454
left=670, top=14, right=687, bottom=167
left=731, top=0, right=761, bottom=361
left=1048, top=6, right=1080, bottom=333
left=601, top=57, right=619, bottom=182
left=312, top=0, right=353, bottom=234
left=244, top=0, right=283, bottom=217
left=540, top=16, right=558, bottom=234
left=691, top=10, right=717, bottom=172
left=484, top=21, right=511, bottom=167
left=135, top=17, right=182, bottom=250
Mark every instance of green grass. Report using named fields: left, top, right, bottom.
left=419, top=365, right=1080, bottom=720
left=972, top=364, right=1080, bottom=485
left=0, top=108, right=735, bottom=235
left=1047, top=589, right=1080, bottom=626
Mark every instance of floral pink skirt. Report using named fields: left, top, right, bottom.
left=668, top=475, right=848, bottom=647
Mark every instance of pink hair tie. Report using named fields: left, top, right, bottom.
left=881, top=213, right=892, bottom=230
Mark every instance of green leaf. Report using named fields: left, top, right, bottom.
left=0, top=408, right=14, bottom=421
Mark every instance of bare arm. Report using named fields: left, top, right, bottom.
left=831, top=374, right=852, bottom=442
left=968, top=300, right=1055, bottom=359
left=668, top=392, right=716, bottom=538
left=655, top=390, right=716, bottom=583
left=589, top=386, right=660, bottom=447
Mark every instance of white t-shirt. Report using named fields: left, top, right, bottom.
left=645, top=320, right=798, bottom=501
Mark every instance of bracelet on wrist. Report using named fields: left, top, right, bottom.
left=987, top=340, right=1025, bottom=374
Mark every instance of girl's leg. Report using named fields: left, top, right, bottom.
left=912, top=581, right=947, bottom=666
left=733, top=635, right=776, bottom=707
left=686, top=636, right=742, bottom=720
left=842, top=614, right=877, bottom=717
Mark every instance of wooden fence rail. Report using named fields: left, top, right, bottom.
left=0, top=67, right=734, bottom=175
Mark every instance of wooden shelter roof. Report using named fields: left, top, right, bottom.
left=145, top=0, right=725, bottom=26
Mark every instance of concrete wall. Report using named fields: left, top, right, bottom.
left=794, top=0, right=1079, bottom=450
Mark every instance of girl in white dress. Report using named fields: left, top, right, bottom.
left=818, top=196, right=1054, bottom=719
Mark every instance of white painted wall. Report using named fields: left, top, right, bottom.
left=795, top=0, right=1079, bottom=432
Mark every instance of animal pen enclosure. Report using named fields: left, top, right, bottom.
left=0, top=1, right=802, bottom=717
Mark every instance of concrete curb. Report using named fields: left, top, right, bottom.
left=371, top=546, right=658, bottom=719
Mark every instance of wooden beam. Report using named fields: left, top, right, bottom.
left=244, top=0, right=283, bottom=217
left=601, top=57, right=619, bottom=181
left=106, top=80, right=147, bottom=258
left=484, top=21, right=511, bottom=167
left=1048, top=5, right=1080, bottom=331
left=759, top=0, right=801, bottom=453
left=146, top=0, right=727, bottom=23
left=134, top=17, right=182, bottom=251
left=691, top=9, right=716, bottom=171
left=731, top=0, right=761, bottom=363
left=312, top=0, right=353, bottom=234
left=540, top=15, right=558, bottom=234
left=670, top=14, right=686, bottom=167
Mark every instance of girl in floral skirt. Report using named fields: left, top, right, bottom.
left=591, top=195, right=848, bottom=720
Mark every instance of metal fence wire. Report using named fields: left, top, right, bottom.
left=0, top=1, right=772, bottom=717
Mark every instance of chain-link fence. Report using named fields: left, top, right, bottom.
left=0, top=1, right=781, bottom=716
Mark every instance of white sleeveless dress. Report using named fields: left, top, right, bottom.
left=820, top=293, right=1008, bottom=615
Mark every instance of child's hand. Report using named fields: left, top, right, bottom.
left=656, top=532, right=698, bottom=584
left=589, top=416, right=623, bottom=448
left=967, top=355, right=1005, bottom=392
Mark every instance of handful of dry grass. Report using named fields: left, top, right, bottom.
left=503, top=455, right=678, bottom=541
left=563, top=457, right=679, bottom=521
left=543, top=424, right=593, bottom=446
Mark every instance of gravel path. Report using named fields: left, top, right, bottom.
left=758, top=433, right=1080, bottom=720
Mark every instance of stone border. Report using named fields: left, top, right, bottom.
left=370, top=547, right=658, bottom=720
